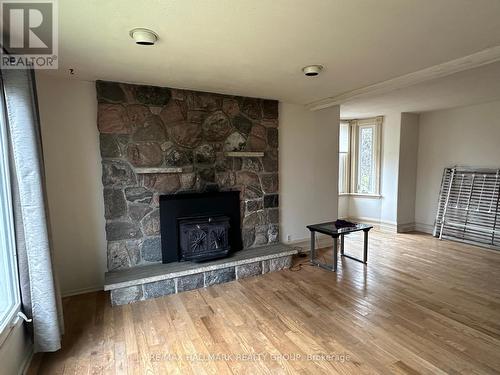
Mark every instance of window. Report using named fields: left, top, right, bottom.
left=0, top=81, right=20, bottom=336
left=339, top=117, right=382, bottom=196
left=356, top=124, right=376, bottom=194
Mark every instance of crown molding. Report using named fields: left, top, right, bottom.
left=306, top=45, right=500, bottom=111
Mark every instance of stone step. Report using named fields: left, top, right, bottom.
left=104, top=243, right=299, bottom=305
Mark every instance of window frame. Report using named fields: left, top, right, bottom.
left=339, top=116, right=382, bottom=197
left=338, top=121, right=351, bottom=195
left=0, top=78, right=21, bottom=343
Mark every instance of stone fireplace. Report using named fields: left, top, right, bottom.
left=96, top=81, right=280, bottom=273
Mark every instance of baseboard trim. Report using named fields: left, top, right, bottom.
left=348, top=217, right=398, bottom=233
left=284, top=216, right=398, bottom=250
left=284, top=220, right=435, bottom=253
left=397, top=222, right=416, bottom=233
left=349, top=218, right=434, bottom=235
left=286, top=233, right=332, bottom=253
left=414, top=222, right=434, bottom=234
left=61, top=285, right=103, bottom=298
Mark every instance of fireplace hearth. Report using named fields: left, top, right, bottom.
left=178, top=215, right=231, bottom=262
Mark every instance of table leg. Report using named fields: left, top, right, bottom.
left=310, top=230, right=316, bottom=262
left=340, top=230, right=369, bottom=265
left=333, top=236, right=338, bottom=272
left=340, top=234, right=344, bottom=255
left=363, top=230, right=368, bottom=264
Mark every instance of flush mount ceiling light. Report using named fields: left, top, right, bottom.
left=302, top=65, right=323, bottom=77
left=129, top=28, right=159, bottom=45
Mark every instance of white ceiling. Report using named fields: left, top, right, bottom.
left=340, top=61, right=500, bottom=118
left=50, top=0, right=500, bottom=105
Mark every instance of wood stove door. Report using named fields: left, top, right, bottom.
left=180, top=223, right=208, bottom=259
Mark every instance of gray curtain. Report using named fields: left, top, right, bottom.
left=1, top=68, right=63, bottom=352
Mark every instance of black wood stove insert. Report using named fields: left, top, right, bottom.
left=178, top=215, right=230, bottom=261
left=159, top=191, right=242, bottom=263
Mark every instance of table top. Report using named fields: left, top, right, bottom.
left=306, top=221, right=373, bottom=236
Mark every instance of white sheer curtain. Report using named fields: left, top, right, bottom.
left=1, top=68, right=63, bottom=352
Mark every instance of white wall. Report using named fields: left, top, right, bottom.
left=36, top=73, right=107, bottom=296
left=338, top=195, right=349, bottom=218
left=0, top=321, right=32, bottom=375
left=397, top=113, right=419, bottom=228
left=280, top=103, right=340, bottom=242
left=415, top=99, right=500, bottom=230
left=379, top=113, right=401, bottom=225
left=348, top=196, right=382, bottom=222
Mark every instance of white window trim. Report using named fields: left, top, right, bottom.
left=340, top=116, right=382, bottom=197
left=338, top=121, right=351, bottom=195
left=0, top=79, right=21, bottom=345
left=344, top=193, right=382, bottom=199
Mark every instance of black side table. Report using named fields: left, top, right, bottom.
left=306, top=221, right=373, bottom=272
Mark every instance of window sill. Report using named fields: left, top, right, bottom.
left=339, top=193, right=382, bottom=199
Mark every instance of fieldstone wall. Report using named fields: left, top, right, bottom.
left=96, top=81, right=279, bottom=272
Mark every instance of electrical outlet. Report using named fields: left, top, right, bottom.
left=287, top=234, right=291, bottom=242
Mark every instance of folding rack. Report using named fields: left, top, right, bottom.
left=434, top=166, right=500, bottom=251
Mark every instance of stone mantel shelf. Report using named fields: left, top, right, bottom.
left=134, top=167, right=183, bottom=174
left=104, top=243, right=299, bottom=291
left=224, top=151, right=265, bottom=158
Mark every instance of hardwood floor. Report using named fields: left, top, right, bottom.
left=30, top=230, right=500, bottom=374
